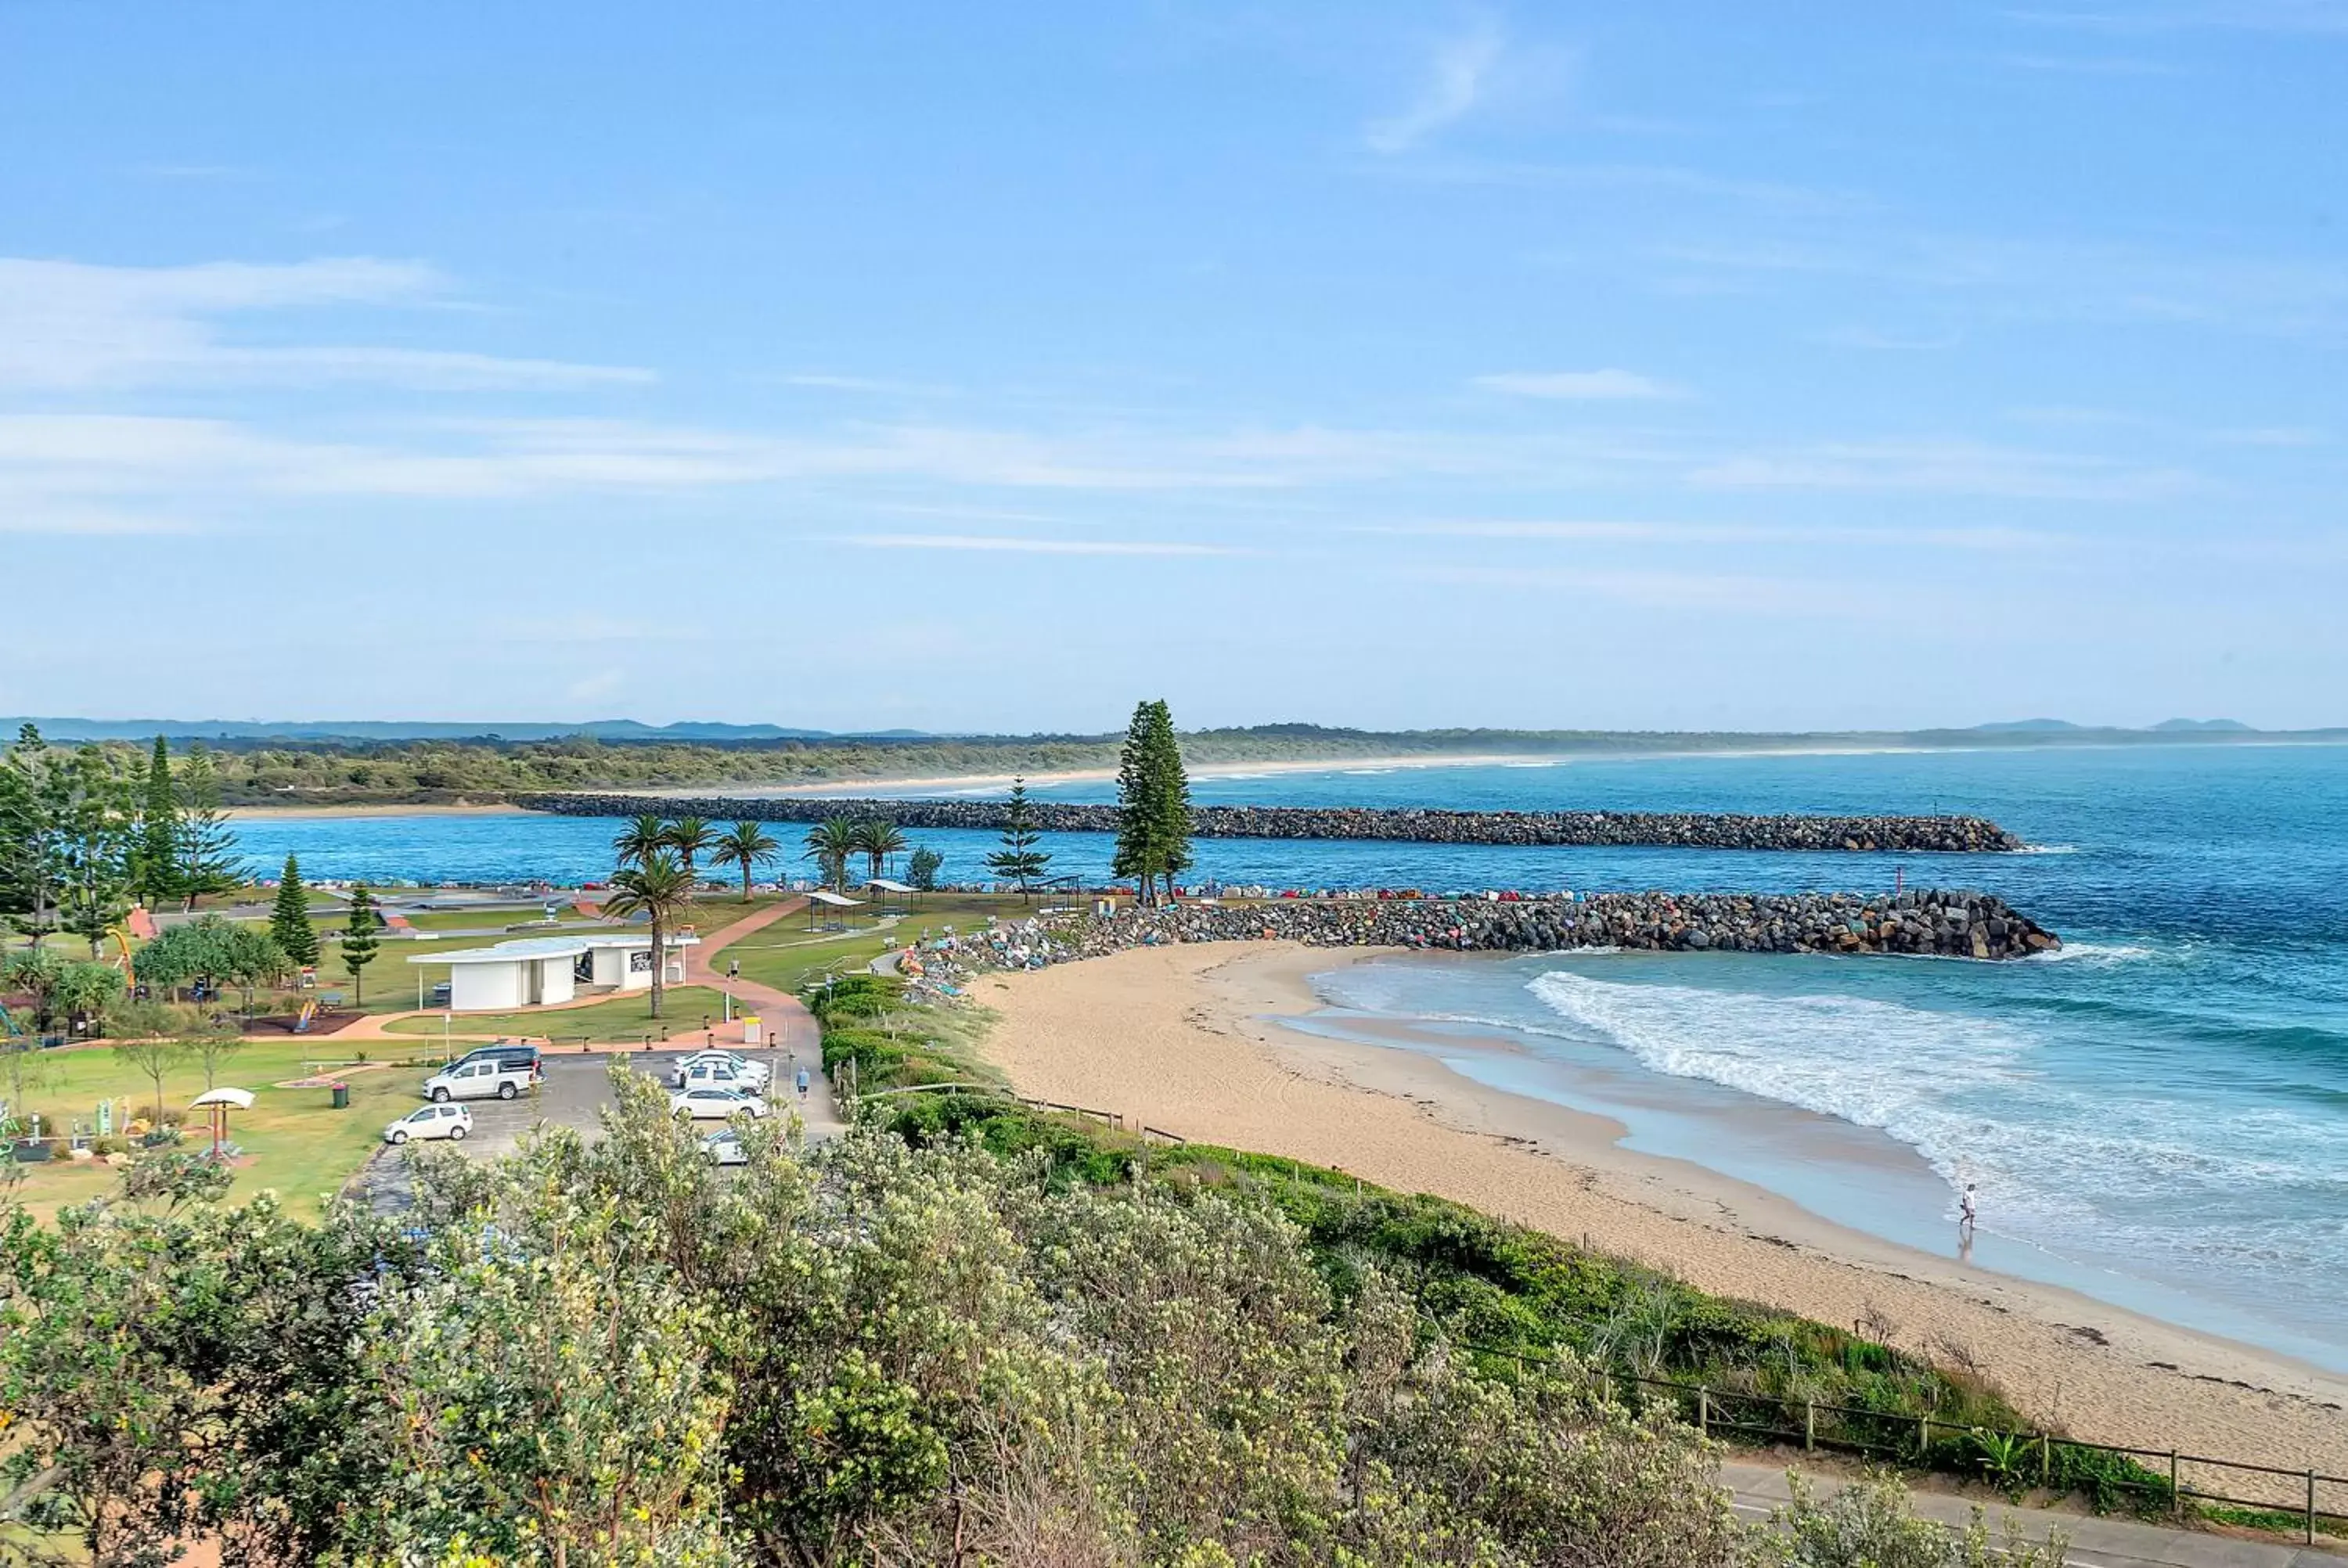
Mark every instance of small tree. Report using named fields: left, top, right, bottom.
left=340, top=884, right=382, bottom=1006
left=221, top=925, right=289, bottom=1019
left=269, top=854, right=319, bottom=967
left=185, top=1019, right=247, bottom=1091
left=985, top=777, right=1051, bottom=904
left=1112, top=700, right=1191, bottom=906
left=662, top=815, right=717, bottom=877
left=171, top=745, right=243, bottom=908
left=134, top=734, right=180, bottom=908
left=113, top=1034, right=189, bottom=1128
left=906, top=846, right=943, bottom=893
left=611, top=814, right=669, bottom=869
left=712, top=820, right=780, bottom=902
left=602, top=852, right=696, bottom=1021
left=801, top=818, right=859, bottom=891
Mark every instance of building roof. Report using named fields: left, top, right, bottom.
left=866, top=878, right=916, bottom=893
left=807, top=890, right=863, bottom=908
left=409, top=932, right=701, bottom=966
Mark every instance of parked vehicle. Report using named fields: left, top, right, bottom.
left=702, top=1128, right=747, bottom=1166
left=422, top=1059, right=533, bottom=1102
left=668, top=1050, right=769, bottom=1089
left=384, top=1104, right=473, bottom=1144
left=668, top=1085, right=767, bottom=1120
left=675, top=1060, right=769, bottom=1099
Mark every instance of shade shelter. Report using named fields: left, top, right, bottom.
left=865, top=876, right=917, bottom=915
left=187, top=1086, right=254, bottom=1160
left=805, top=889, right=863, bottom=932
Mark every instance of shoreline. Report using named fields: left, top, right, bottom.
left=974, top=940, right=2348, bottom=1475
left=225, top=801, right=527, bottom=820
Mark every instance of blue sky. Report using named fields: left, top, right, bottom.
left=2, top=2, right=2343, bottom=732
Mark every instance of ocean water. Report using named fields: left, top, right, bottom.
left=236, top=744, right=2348, bottom=1365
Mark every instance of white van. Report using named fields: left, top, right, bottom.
left=423, top=1058, right=533, bottom=1102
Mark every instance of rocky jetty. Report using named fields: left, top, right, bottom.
left=903, top=890, right=2060, bottom=984
left=515, top=793, right=2024, bottom=854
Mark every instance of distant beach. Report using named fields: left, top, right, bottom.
left=976, top=940, right=2348, bottom=1476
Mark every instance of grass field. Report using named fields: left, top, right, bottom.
left=2, top=1038, right=438, bottom=1221
left=378, top=985, right=736, bottom=1043
left=715, top=893, right=1040, bottom=998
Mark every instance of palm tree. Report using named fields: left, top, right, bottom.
left=713, top=820, right=781, bottom=902
left=801, top=818, right=859, bottom=891
left=663, top=815, right=717, bottom=878
left=612, top=814, right=669, bottom=870
left=602, top=849, right=697, bottom=1021
left=850, top=818, right=909, bottom=888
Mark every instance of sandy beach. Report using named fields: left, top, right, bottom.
left=976, top=940, right=2348, bottom=1479
left=225, top=801, right=527, bottom=820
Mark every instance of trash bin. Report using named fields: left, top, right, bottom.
left=330, top=1083, right=350, bottom=1109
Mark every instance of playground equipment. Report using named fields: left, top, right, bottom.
left=292, top=999, right=319, bottom=1034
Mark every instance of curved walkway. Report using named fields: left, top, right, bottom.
left=685, top=898, right=844, bottom=1140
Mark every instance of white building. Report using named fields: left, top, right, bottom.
left=409, top=933, right=700, bottom=1012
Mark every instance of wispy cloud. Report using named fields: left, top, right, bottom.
left=1364, top=16, right=1506, bottom=153
left=1417, top=563, right=1867, bottom=614
left=2005, top=3, right=2348, bottom=34
left=1474, top=369, right=1682, bottom=401
left=1689, top=438, right=2196, bottom=502
left=1361, top=519, right=2059, bottom=551
left=0, top=257, right=652, bottom=392
left=1996, top=52, right=2185, bottom=73
left=828, top=534, right=1246, bottom=557
left=780, top=372, right=959, bottom=397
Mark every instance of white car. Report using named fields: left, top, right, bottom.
left=669, top=1051, right=769, bottom=1089
left=675, top=1060, right=769, bottom=1099
left=422, top=1059, right=532, bottom=1103
left=702, top=1128, right=747, bottom=1166
left=668, top=1085, right=768, bottom=1120
left=384, top=1103, right=473, bottom=1144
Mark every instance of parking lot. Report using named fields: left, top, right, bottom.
left=357, top=1045, right=808, bottom=1214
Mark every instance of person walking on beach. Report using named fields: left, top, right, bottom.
left=1959, top=1182, right=1979, bottom=1234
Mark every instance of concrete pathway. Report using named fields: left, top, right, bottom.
left=1723, top=1462, right=2341, bottom=1566
left=685, top=898, right=846, bottom=1142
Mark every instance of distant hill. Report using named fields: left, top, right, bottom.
left=1970, top=719, right=2086, bottom=733
left=0, top=717, right=938, bottom=743
left=2152, top=718, right=2253, bottom=732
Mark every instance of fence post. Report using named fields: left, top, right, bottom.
left=2310, top=1471, right=2319, bottom=1546
left=2169, top=1451, right=2179, bottom=1520
left=2040, top=1433, right=2051, bottom=1489
left=1919, top=1413, right=1932, bottom=1458
left=1698, top=1387, right=1710, bottom=1439
left=1804, top=1398, right=1816, bottom=1454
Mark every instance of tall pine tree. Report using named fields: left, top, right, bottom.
left=58, top=746, right=133, bottom=959
left=1111, top=701, right=1192, bottom=906
left=134, top=735, right=181, bottom=909
left=983, top=777, right=1051, bottom=904
left=171, top=744, right=243, bottom=908
left=271, top=854, right=320, bottom=967
left=340, top=883, right=381, bottom=1005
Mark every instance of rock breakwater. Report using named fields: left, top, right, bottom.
left=516, top=793, right=2023, bottom=854
left=923, top=888, right=2059, bottom=973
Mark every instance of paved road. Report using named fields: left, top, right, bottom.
left=1723, top=1462, right=2341, bottom=1566
left=684, top=899, right=848, bottom=1142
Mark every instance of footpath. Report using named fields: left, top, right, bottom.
left=1723, top=1462, right=2342, bottom=1566
left=686, top=898, right=845, bottom=1142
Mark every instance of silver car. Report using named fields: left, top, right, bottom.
left=668, top=1085, right=768, bottom=1120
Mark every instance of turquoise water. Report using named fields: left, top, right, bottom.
left=236, top=744, right=2348, bottom=1365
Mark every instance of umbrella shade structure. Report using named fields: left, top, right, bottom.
left=187, top=1087, right=256, bottom=1158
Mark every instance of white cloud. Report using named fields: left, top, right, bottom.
left=1417, top=563, right=1866, bottom=614
left=1364, top=16, right=1506, bottom=153
left=828, top=533, right=1246, bottom=556
left=0, top=257, right=652, bottom=391
left=1362, top=519, right=2058, bottom=550
left=1474, top=369, right=1681, bottom=401
left=1689, top=438, right=2195, bottom=501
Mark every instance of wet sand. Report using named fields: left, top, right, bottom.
left=977, top=940, right=2348, bottom=1477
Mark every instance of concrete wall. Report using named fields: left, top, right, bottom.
left=536, top=958, right=576, bottom=1007
left=450, top=961, right=525, bottom=1012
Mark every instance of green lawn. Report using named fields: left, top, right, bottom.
left=714, top=892, right=1035, bottom=998
left=3, top=1038, right=439, bottom=1221
left=379, top=985, right=736, bottom=1044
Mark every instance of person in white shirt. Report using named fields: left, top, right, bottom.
left=1959, top=1182, right=1979, bottom=1232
